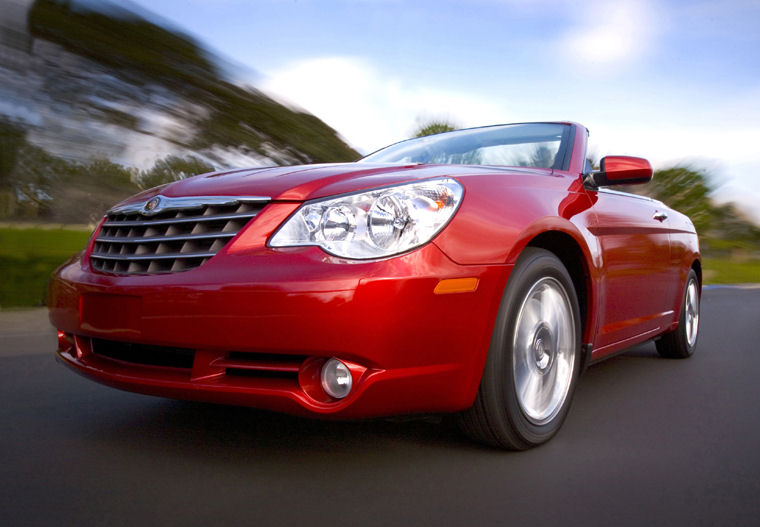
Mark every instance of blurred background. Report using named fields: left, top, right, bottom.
left=1, top=0, right=758, bottom=307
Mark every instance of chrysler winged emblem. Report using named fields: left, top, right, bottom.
left=142, top=196, right=162, bottom=215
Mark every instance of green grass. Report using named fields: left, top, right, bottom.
left=703, top=257, right=760, bottom=285
left=0, top=226, right=91, bottom=308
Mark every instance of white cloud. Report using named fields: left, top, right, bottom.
left=261, top=56, right=508, bottom=153
left=560, top=0, right=660, bottom=66
left=588, top=123, right=759, bottom=166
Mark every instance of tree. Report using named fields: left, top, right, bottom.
left=629, top=165, right=760, bottom=257
left=9, top=146, right=140, bottom=223
left=645, top=166, right=714, bottom=234
left=136, top=155, right=215, bottom=190
left=0, top=120, right=27, bottom=217
left=412, top=119, right=457, bottom=138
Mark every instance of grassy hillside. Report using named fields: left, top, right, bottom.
left=0, top=226, right=90, bottom=308
left=27, top=0, right=359, bottom=164
left=1, top=1, right=361, bottom=224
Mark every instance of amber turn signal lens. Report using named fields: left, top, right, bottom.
left=433, top=278, right=479, bottom=294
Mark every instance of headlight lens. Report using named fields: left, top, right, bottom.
left=269, top=178, right=463, bottom=259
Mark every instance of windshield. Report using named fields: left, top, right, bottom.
left=360, top=123, right=570, bottom=169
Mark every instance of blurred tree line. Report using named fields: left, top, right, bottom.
left=0, top=118, right=213, bottom=224
left=28, top=0, right=219, bottom=88
left=635, top=166, right=760, bottom=259
left=26, top=0, right=359, bottom=164
left=1, top=0, right=358, bottom=225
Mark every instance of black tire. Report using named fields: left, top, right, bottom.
left=656, top=269, right=700, bottom=359
left=458, top=248, right=582, bottom=449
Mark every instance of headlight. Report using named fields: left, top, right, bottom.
left=269, top=178, right=463, bottom=259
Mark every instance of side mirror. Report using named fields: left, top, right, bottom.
left=586, top=156, right=653, bottom=187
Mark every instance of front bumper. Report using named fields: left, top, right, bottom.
left=49, top=206, right=511, bottom=418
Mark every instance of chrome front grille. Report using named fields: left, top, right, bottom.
left=90, top=195, right=269, bottom=275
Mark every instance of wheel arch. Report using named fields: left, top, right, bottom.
left=691, top=258, right=702, bottom=288
left=522, top=230, right=596, bottom=370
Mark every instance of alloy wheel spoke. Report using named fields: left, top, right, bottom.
left=512, top=277, right=576, bottom=425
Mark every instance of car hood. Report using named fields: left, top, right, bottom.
left=112, top=163, right=553, bottom=208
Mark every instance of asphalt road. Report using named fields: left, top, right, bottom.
left=2, top=287, right=759, bottom=527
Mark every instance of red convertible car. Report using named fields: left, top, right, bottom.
left=49, top=122, right=700, bottom=449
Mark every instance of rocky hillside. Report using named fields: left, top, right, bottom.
left=0, top=0, right=359, bottom=222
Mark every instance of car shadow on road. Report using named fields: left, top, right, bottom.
left=618, top=341, right=661, bottom=359
left=84, top=394, right=485, bottom=458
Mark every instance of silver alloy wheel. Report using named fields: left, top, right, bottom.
left=685, top=278, right=700, bottom=348
left=512, top=277, right=576, bottom=425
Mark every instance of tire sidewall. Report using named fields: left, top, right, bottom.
left=679, top=270, right=700, bottom=356
left=483, top=248, right=582, bottom=447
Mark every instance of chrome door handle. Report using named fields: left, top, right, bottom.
left=653, top=211, right=668, bottom=222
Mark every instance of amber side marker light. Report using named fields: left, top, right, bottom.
left=434, top=277, right=479, bottom=294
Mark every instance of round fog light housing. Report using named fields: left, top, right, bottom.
left=321, top=358, right=353, bottom=399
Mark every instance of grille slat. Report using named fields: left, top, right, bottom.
left=90, top=195, right=268, bottom=275
left=96, top=232, right=236, bottom=244
left=91, top=252, right=217, bottom=261
left=101, top=212, right=256, bottom=228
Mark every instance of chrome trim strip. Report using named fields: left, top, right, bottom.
left=108, top=195, right=271, bottom=216
left=90, top=252, right=216, bottom=261
left=96, top=232, right=236, bottom=244
left=102, top=212, right=257, bottom=228
left=597, top=188, right=656, bottom=202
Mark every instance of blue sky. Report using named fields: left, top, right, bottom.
left=128, top=0, right=760, bottom=219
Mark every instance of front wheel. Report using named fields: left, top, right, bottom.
left=458, top=248, right=582, bottom=449
left=656, top=269, right=700, bottom=359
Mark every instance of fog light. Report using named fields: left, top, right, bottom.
left=321, top=358, right=353, bottom=399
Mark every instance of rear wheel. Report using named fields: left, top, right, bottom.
left=458, top=248, right=582, bottom=449
left=656, top=269, right=700, bottom=359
